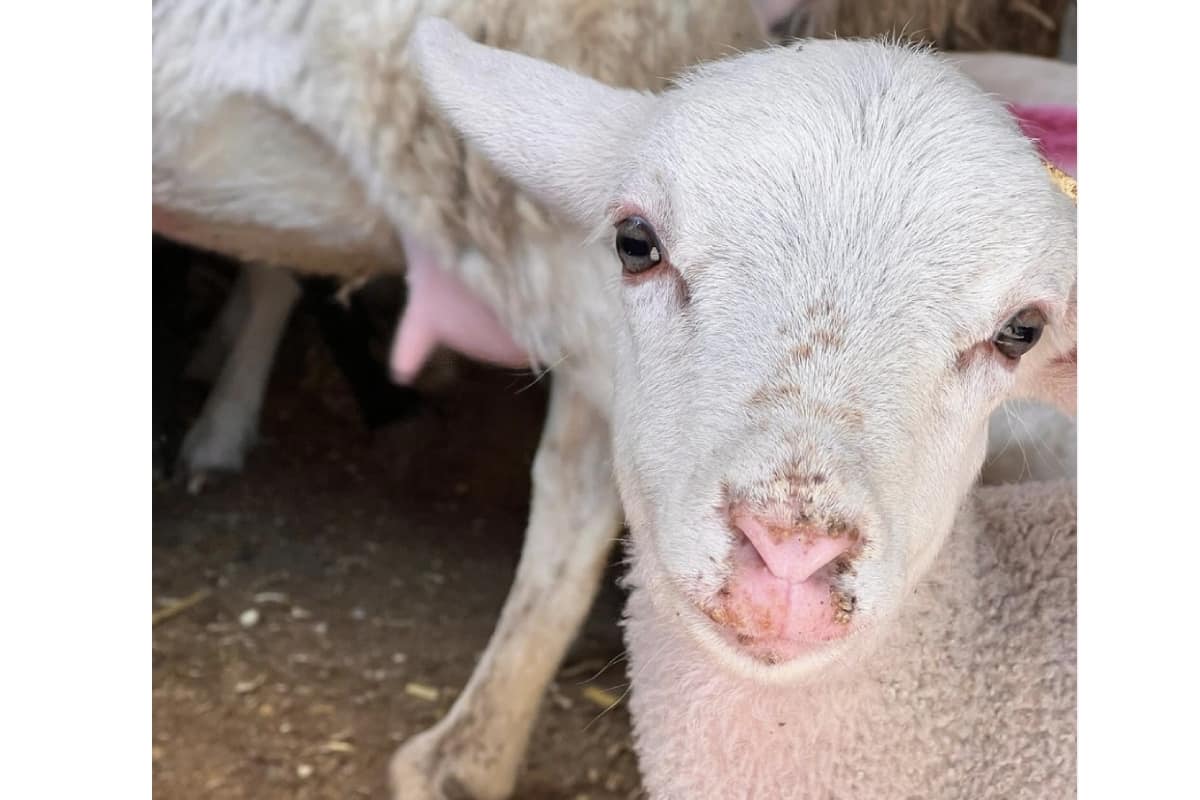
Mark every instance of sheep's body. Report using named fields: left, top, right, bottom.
left=624, top=479, right=1076, bottom=799
left=948, top=50, right=1076, bottom=105
left=153, top=0, right=762, bottom=281
left=153, top=0, right=764, bottom=472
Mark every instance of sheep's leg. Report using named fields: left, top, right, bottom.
left=181, top=262, right=299, bottom=481
left=390, top=377, right=622, bottom=800
left=184, top=264, right=252, bottom=382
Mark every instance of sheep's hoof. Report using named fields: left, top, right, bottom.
left=389, top=724, right=511, bottom=800
left=179, top=409, right=256, bottom=482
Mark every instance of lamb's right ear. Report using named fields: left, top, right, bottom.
left=410, top=18, right=656, bottom=226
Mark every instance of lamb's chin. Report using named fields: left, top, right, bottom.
left=645, top=573, right=851, bottom=685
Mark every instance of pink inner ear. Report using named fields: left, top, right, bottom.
left=1009, top=103, right=1077, bottom=178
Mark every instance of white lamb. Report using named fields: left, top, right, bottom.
left=154, top=2, right=1075, bottom=796
left=409, top=19, right=1076, bottom=799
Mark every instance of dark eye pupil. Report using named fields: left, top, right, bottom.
left=615, top=216, right=663, bottom=274
left=619, top=235, right=650, bottom=258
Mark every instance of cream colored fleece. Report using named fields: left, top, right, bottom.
left=623, top=480, right=1076, bottom=799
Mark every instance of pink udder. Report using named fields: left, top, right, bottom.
left=390, top=252, right=530, bottom=384
left=1009, top=103, right=1077, bottom=178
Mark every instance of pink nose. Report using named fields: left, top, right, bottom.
left=731, top=511, right=854, bottom=583
left=704, top=509, right=860, bottom=661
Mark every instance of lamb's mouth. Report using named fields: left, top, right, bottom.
left=698, top=539, right=860, bottom=665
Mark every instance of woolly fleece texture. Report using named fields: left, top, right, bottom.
left=624, top=480, right=1076, bottom=799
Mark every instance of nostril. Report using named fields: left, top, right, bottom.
left=732, top=511, right=854, bottom=583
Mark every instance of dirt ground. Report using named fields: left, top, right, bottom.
left=152, top=268, right=642, bottom=799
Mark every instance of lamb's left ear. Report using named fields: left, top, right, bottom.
left=1014, top=165, right=1077, bottom=416
left=409, top=18, right=657, bottom=227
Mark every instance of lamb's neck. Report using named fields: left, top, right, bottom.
left=448, top=231, right=621, bottom=413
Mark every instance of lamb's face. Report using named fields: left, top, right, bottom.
left=604, top=45, right=1076, bottom=677
left=412, top=23, right=1077, bottom=679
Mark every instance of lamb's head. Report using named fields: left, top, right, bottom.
left=412, top=20, right=1076, bottom=679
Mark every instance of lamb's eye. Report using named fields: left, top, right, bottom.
left=615, top=216, right=664, bottom=275
left=993, top=307, right=1046, bottom=360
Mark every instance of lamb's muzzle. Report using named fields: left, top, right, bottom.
left=704, top=490, right=865, bottom=663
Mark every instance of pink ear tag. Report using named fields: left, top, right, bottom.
left=1009, top=103, right=1077, bottom=178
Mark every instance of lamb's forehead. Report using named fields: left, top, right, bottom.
left=619, top=40, right=1068, bottom=311
left=645, top=38, right=1032, bottom=190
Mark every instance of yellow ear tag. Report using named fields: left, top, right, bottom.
left=1045, top=161, right=1077, bottom=203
